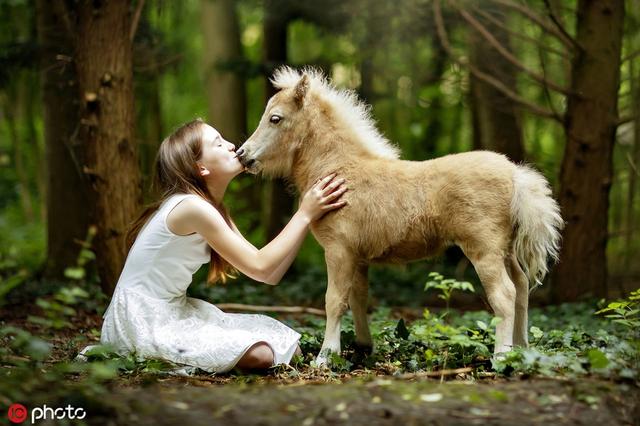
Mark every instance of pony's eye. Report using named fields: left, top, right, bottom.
left=269, top=115, right=282, bottom=125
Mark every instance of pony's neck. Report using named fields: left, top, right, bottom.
left=291, top=118, right=372, bottom=191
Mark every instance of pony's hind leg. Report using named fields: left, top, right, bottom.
left=349, top=263, right=372, bottom=353
left=316, top=249, right=354, bottom=366
left=508, top=252, right=530, bottom=347
left=468, top=252, right=517, bottom=354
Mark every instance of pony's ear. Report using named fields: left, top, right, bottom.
left=293, top=74, right=309, bottom=108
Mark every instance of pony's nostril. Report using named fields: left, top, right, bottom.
left=236, top=147, right=245, bottom=158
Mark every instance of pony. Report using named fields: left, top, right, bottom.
left=236, top=66, right=564, bottom=365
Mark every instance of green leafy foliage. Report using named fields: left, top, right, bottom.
left=0, top=325, right=51, bottom=362
left=595, top=288, right=640, bottom=332
left=0, top=269, right=28, bottom=306
left=26, top=285, right=90, bottom=329
left=0, top=325, right=214, bottom=405
left=424, top=272, right=475, bottom=316
left=291, top=297, right=639, bottom=381
left=0, top=203, right=44, bottom=304
left=1, top=296, right=639, bottom=410
left=63, top=225, right=98, bottom=283
left=25, top=225, right=107, bottom=329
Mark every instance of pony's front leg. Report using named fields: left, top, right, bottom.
left=315, top=252, right=354, bottom=367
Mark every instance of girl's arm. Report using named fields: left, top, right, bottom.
left=229, top=219, right=294, bottom=284
left=183, top=174, right=347, bottom=284
left=263, top=242, right=300, bottom=284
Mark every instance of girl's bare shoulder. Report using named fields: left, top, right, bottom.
left=166, top=194, right=218, bottom=235
left=175, top=195, right=221, bottom=216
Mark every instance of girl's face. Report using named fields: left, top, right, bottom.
left=198, top=124, right=244, bottom=179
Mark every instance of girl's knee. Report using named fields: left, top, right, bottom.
left=255, top=343, right=275, bottom=367
left=243, top=342, right=274, bottom=369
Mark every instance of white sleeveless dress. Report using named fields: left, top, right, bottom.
left=76, top=193, right=301, bottom=373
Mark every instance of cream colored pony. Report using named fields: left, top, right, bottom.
left=237, top=66, right=564, bottom=365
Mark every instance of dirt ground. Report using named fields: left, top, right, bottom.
left=3, top=304, right=640, bottom=426
left=44, top=374, right=637, bottom=426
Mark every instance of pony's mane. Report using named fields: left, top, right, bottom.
left=270, top=66, right=401, bottom=160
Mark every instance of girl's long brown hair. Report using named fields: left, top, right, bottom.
left=125, top=118, right=238, bottom=285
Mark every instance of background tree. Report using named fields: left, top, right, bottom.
left=201, top=0, right=247, bottom=144
left=434, top=0, right=630, bottom=302
left=133, top=4, right=166, bottom=199
left=37, top=0, right=90, bottom=281
left=467, top=3, right=525, bottom=162
left=262, top=0, right=295, bottom=241
left=623, top=0, right=640, bottom=276
left=200, top=0, right=261, bottom=234
left=554, top=0, right=625, bottom=301
left=57, top=0, right=143, bottom=295
left=1, top=0, right=638, bottom=306
left=261, top=0, right=351, bottom=241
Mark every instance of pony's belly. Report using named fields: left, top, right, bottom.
left=368, top=239, right=445, bottom=264
left=311, top=215, right=446, bottom=264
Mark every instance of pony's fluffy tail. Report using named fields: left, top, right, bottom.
left=510, top=164, right=564, bottom=292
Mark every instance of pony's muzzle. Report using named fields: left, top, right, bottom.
left=235, top=147, right=256, bottom=169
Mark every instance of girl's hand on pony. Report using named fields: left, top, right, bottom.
left=299, top=173, right=348, bottom=222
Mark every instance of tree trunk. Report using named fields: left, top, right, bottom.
left=624, top=61, right=639, bottom=276
left=553, top=0, right=625, bottom=302
left=264, top=0, right=294, bottom=240
left=37, top=0, right=91, bottom=280
left=421, top=35, right=447, bottom=157
left=134, top=5, right=164, bottom=201
left=25, top=71, right=47, bottom=224
left=468, top=6, right=525, bottom=163
left=136, top=65, right=163, bottom=199
left=72, top=0, right=142, bottom=295
left=356, top=4, right=379, bottom=106
left=201, top=0, right=246, bottom=144
left=200, top=0, right=261, bottom=233
left=5, top=94, right=35, bottom=222
left=448, top=100, right=464, bottom=153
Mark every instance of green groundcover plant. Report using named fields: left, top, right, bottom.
left=1, top=276, right=638, bottom=405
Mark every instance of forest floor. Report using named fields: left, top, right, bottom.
left=2, top=304, right=639, bottom=426
left=83, top=374, right=639, bottom=426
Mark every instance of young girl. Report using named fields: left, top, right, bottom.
left=78, top=118, right=347, bottom=373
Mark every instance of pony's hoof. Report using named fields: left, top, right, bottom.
left=311, top=356, right=329, bottom=369
left=492, top=345, right=514, bottom=361
left=312, top=348, right=338, bottom=369
left=493, top=352, right=507, bottom=362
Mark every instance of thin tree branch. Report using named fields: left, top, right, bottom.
left=130, top=0, right=146, bottom=41
left=488, top=0, right=579, bottom=51
left=433, top=0, right=562, bottom=122
left=471, top=5, right=567, bottom=57
left=215, top=303, right=326, bottom=316
left=538, top=38, right=563, bottom=118
left=608, top=228, right=638, bottom=238
left=52, top=0, right=74, bottom=37
left=453, top=1, right=571, bottom=96
left=542, top=0, right=581, bottom=52
left=617, top=114, right=638, bottom=126
left=626, top=151, right=639, bottom=177
left=396, top=367, right=474, bottom=379
left=622, top=49, right=640, bottom=63
left=134, top=53, right=184, bottom=72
